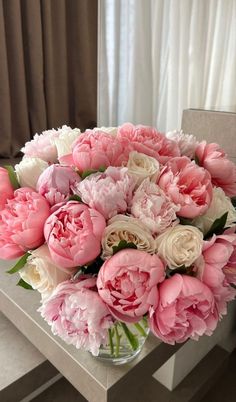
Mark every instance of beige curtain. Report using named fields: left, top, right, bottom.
left=0, top=0, right=98, bottom=157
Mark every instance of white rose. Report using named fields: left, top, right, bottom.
left=166, top=130, right=198, bottom=158
left=127, top=151, right=160, bottom=188
left=15, top=157, right=48, bottom=189
left=94, top=126, right=118, bottom=136
left=156, top=224, right=203, bottom=268
left=193, top=187, right=236, bottom=234
left=19, top=245, right=71, bottom=300
left=53, top=125, right=80, bottom=159
left=101, top=214, right=156, bottom=259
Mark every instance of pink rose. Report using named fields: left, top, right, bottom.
left=195, top=142, right=236, bottom=197
left=0, top=188, right=50, bottom=259
left=97, top=249, right=165, bottom=323
left=158, top=156, right=213, bottom=218
left=197, top=232, right=236, bottom=315
left=39, top=276, right=113, bottom=356
left=0, top=167, right=14, bottom=210
left=74, top=167, right=135, bottom=219
left=44, top=201, right=106, bottom=268
left=117, top=123, right=180, bottom=164
left=37, top=164, right=81, bottom=206
left=130, top=178, right=179, bottom=234
left=149, top=274, right=218, bottom=344
left=72, top=129, right=128, bottom=171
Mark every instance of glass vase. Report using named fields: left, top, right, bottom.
left=96, top=318, right=149, bottom=365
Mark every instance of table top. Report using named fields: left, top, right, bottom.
left=0, top=259, right=180, bottom=402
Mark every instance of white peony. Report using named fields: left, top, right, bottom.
left=130, top=179, right=179, bottom=234
left=15, top=157, right=48, bottom=189
left=19, top=245, right=71, bottom=300
left=193, top=187, right=236, bottom=234
left=127, top=151, right=160, bottom=188
left=166, top=130, right=198, bottom=159
left=53, top=125, right=80, bottom=160
left=101, top=214, right=156, bottom=259
left=156, top=224, right=203, bottom=268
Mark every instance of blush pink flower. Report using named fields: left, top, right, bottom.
left=37, top=164, right=81, bottom=206
left=158, top=156, right=213, bottom=218
left=117, top=123, right=180, bottom=164
left=130, top=178, right=179, bottom=234
left=74, top=167, right=135, bottom=219
left=197, top=231, right=236, bottom=315
left=39, top=276, right=113, bottom=356
left=149, top=274, right=218, bottom=344
left=97, top=249, right=165, bottom=323
left=0, top=167, right=14, bottom=211
left=72, top=129, right=128, bottom=172
left=22, top=129, right=59, bottom=163
left=0, top=188, right=50, bottom=259
left=44, top=201, right=106, bottom=268
left=195, top=142, right=236, bottom=197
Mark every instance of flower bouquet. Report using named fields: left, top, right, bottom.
left=1, top=123, right=236, bottom=364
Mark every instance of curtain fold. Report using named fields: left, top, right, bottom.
left=0, top=0, right=98, bottom=157
left=98, top=0, right=236, bottom=132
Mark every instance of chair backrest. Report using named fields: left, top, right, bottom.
left=181, top=109, right=236, bottom=163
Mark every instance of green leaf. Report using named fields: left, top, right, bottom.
left=231, top=197, right=236, bottom=209
left=81, top=166, right=106, bottom=179
left=194, top=154, right=200, bottom=166
left=6, top=252, right=30, bottom=274
left=179, top=217, right=193, bottom=226
left=17, top=278, right=34, bottom=290
left=4, top=165, right=20, bottom=190
left=204, top=212, right=228, bottom=239
left=68, top=194, right=82, bottom=202
left=98, top=166, right=106, bottom=172
left=112, top=240, right=137, bottom=255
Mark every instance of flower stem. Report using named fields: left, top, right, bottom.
left=114, top=324, right=121, bottom=357
left=120, top=323, right=139, bottom=351
left=134, top=322, right=147, bottom=338
left=108, top=328, right=114, bottom=355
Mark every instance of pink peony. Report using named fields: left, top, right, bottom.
left=195, top=142, right=236, bottom=197
left=37, top=164, right=81, bottom=206
left=149, top=274, right=218, bottom=344
left=158, top=156, right=213, bottom=218
left=97, top=249, right=165, bottom=323
left=0, top=167, right=14, bottom=211
left=197, top=231, right=236, bottom=315
left=74, top=167, right=135, bottom=219
left=44, top=201, right=106, bottom=268
left=22, top=129, right=59, bottom=163
left=39, top=276, right=113, bottom=356
left=72, top=129, right=128, bottom=171
left=0, top=188, right=50, bottom=259
left=130, top=178, right=179, bottom=234
left=117, top=123, right=180, bottom=164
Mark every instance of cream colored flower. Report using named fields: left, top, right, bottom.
left=19, top=245, right=71, bottom=300
left=15, top=157, right=48, bottom=189
left=53, top=125, right=80, bottom=159
left=101, top=214, right=156, bottom=259
left=127, top=151, right=160, bottom=188
left=94, top=126, right=118, bottom=136
left=156, top=224, right=203, bottom=268
left=193, top=187, right=236, bottom=235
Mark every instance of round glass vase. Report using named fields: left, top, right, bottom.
left=96, top=318, right=149, bottom=365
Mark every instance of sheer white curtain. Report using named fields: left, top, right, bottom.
left=98, top=0, right=236, bottom=131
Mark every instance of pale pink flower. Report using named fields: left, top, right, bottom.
left=117, top=123, right=180, bottom=164
left=44, top=201, right=106, bottom=269
left=0, top=167, right=14, bottom=211
left=130, top=179, right=179, bottom=234
left=195, top=141, right=236, bottom=197
left=74, top=167, right=135, bottom=219
left=149, top=274, right=218, bottom=344
left=72, top=129, right=129, bottom=171
left=166, top=130, right=198, bottom=158
left=97, top=249, right=165, bottom=323
left=39, top=276, right=113, bottom=356
left=37, top=164, right=81, bottom=206
left=0, top=188, right=50, bottom=259
left=158, top=156, right=213, bottom=218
